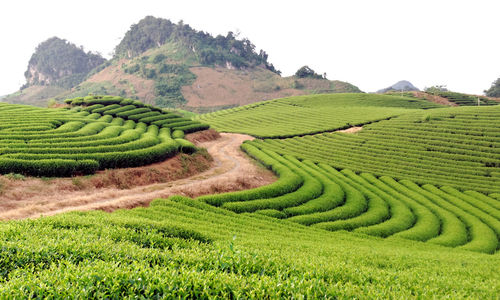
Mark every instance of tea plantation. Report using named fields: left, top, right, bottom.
left=0, top=96, right=208, bottom=176
left=0, top=93, right=499, bottom=298
left=197, top=93, right=443, bottom=138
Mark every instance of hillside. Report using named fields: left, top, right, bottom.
left=69, top=16, right=361, bottom=111
left=0, top=93, right=499, bottom=297
left=24, top=37, right=106, bottom=89
left=200, top=94, right=499, bottom=194
left=4, top=16, right=361, bottom=110
left=0, top=96, right=208, bottom=176
left=198, top=93, right=443, bottom=138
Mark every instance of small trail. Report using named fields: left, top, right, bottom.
left=0, top=133, right=275, bottom=220
left=336, top=126, right=363, bottom=133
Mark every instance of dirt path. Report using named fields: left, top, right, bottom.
left=336, top=126, right=363, bottom=133
left=0, top=133, right=275, bottom=220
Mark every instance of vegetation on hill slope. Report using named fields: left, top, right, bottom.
left=485, top=77, right=500, bottom=97
left=198, top=93, right=442, bottom=138
left=0, top=196, right=497, bottom=298
left=199, top=144, right=500, bottom=254
left=76, top=16, right=361, bottom=109
left=6, top=16, right=361, bottom=109
left=114, top=16, right=279, bottom=74
left=430, top=90, right=499, bottom=106
left=24, top=37, right=106, bottom=89
left=0, top=96, right=208, bottom=176
left=2, top=85, right=68, bottom=107
left=294, top=65, right=324, bottom=79
left=0, top=93, right=499, bottom=297
left=201, top=94, right=498, bottom=193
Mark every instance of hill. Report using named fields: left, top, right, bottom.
left=198, top=93, right=443, bottom=138
left=377, top=80, right=419, bottom=93
left=24, top=37, right=106, bottom=89
left=485, top=77, right=500, bottom=97
left=0, top=96, right=208, bottom=176
left=200, top=93, right=499, bottom=194
left=0, top=93, right=499, bottom=297
left=4, top=16, right=361, bottom=110
left=428, top=90, right=500, bottom=106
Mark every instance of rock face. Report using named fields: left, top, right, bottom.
left=24, top=37, right=106, bottom=89
left=377, top=80, right=419, bottom=93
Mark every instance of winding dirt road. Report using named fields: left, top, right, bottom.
left=0, top=133, right=275, bottom=220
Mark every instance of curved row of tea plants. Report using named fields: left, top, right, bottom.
left=198, top=144, right=500, bottom=254
left=0, top=194, right=498, bottom=298
left=251, top=105, right=500, bottom=194
left=432, top=91, right=499, bottom=106
left=197, top=93, right=443, bottom=138
left=65, top=95, right=209, bottom=133
left=0, top=99, right=206, bottom=176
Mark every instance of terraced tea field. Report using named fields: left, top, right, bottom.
left=198, top=93, right=442, bottom=138
left=0, top=93, right=499, bottom=298
left=432, top=91, right=499, bottom=106
left=0, top=196, right=498, bottom=298
left=200, top=144, right=500, bottom=254
left=0, top=96, right=208, bottom=176
left=255, top=106, right=500, bottom=194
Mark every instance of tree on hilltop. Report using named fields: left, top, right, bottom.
left=484, top=78, right=500, bottom=97
left=294, top=65, right=324, bottom=79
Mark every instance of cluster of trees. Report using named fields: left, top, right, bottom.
left=114, top=16, right=280, bottom=74
left=424, top=79, right=500, bottom=98
left=424, top=85, right=448, bottom=94
left=24, top=37, right=106, bottom=89
left=484, top=78, right=500, bottom=97
left=294, top=65, right=325, bottom=79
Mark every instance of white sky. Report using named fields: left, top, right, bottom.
left=0, top=0, right=499, bottom=96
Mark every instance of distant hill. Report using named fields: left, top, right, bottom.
left=5, top=16, right=361, bottom=110
left=24, top=37, right=106, bottom=89
left=377, top=80, right=419, bottom=93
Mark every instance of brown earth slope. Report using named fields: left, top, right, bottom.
left=85, top=59, right=157, bottom=104
left=182, top=67, right=305, bottom=107
left=182, top=67, right=362, bottom=109
left=0, top=132, right=276, bottom=220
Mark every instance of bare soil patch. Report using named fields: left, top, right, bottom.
left=336, top=126, right=363, bottom=133
left=182, top=67, right=305, bottom=107
left=410, top=91, right=458, bottom=106
left=0, top=132, right=275, bottom=220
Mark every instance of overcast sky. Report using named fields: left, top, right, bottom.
left=0, top=0, right=499, bottom=96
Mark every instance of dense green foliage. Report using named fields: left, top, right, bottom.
left=24, top=37, right=106, bottom=89
left=119, top=45, right=198, bottom=107
left=253, top=105, right=500, bottom=194
left=294, top=65, right=324, bottom=79
left=0, top=96, right=208, bottom=176
left=0, top=195, right=498, bottom=298
left=114, top=16, right=279, bottom=74
left=199, top=143, right=500, bottom=254
left=198, top=93, right=443, bottom=138
left=485, top=77, right=500, bottom=97
left=1, top=92, right=499, bottom=297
